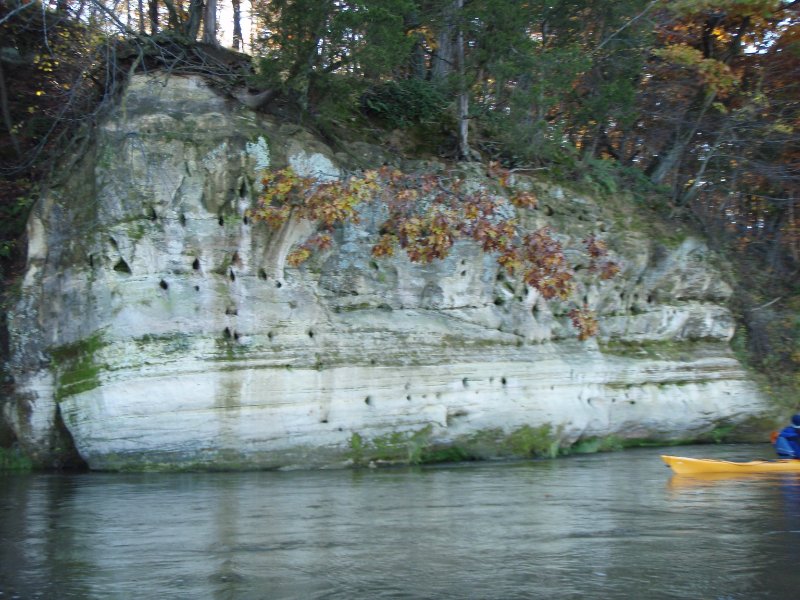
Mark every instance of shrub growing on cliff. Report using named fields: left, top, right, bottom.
left=248, top=164, right=619, bottom=340
left=361, top=79, right=449, bottom=129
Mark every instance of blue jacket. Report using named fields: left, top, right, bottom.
left=775, top=426, right=800, bottom=458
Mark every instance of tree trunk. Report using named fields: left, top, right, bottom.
left=186, top=0, right=204, bottom=40
left=0, top=61, right=22, bottom=159
left=138, top=0, right=145, bottom=33
left=678, top=124, right=728, bottom=206
left=430, top=0, right=469, bottom=158
left=404, top=10, right=426, bottom=80
left=232, top=0, right=243, bottom=50
left=431, top=1, right=458, bottom=80
left=148, top=0, right=158, bottom=34
left=162, top=0, right=181, bottom=31
left=455, top=0, right=470, bottom=160
left=202, top=0, right=218, bottom=45
left=647, top=91, right=716, bottom=186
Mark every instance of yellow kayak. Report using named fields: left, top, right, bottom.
left=661, top=454, right=800, bottom=475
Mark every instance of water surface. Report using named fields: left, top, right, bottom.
left=2, top=444, right=799, bottom=599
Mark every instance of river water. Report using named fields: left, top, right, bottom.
left=2, top=444, right=799, bottom=599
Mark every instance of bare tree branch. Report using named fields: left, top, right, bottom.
left=596, top=0, right=659, bottom=51
left=0, top=0, right=37, bottom=27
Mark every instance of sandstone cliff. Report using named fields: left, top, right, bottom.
left=2, top=74, right=771, bottom=470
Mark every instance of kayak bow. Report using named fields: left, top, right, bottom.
left=661, top=454, right=800, bottom=475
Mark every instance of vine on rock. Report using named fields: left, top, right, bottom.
left=248, top=163, right=619, bottom=340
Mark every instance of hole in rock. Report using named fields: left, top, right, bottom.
left=275, top=281, right=283, bottom=288
left=462, top=378, right=469, bottom=388
left=192, top=258, right=201, bottom=270
left=406, top=395, right=411, bottom=401
left=225, top=307, right=238, bottom=316
left=148, top=207, right=158, bottom=221
left=258, top=269, right=268, bottom=280
left=109, top=237, right=118, bottom=249
left=223, top=327, right=232, bottom=339
left=159, top=279, right=169, bottom=290
left=501, top=377, right=507, bottom=386
left=267, top=331, right=274, bottom=341
left=179, top=213, right=187, bottom=226
left=229, top=270, right=236, bottom=282
left=460, top=270, right=467, bottom=277
left=321, top=418, right=328, bottom=424
left=243, top=215, right=250, bottom=225
left=364, top=396, right=372, bottom=406
left=233, top=331, right=240, bottom=341
left=308, top=330, right=315, bottom=339
left=194, top=285, right=200, bottom=291
left=218, top=216, right=224, bottom=226
left=113, top=259, right=131, bottom=274
left=88, top=255, right=94, bottom=268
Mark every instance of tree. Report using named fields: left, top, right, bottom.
left=202, top=0, right=218, bottom=45
left=231, top=0, right=243, bottom=50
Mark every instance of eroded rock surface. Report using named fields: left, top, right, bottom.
left=3, top=74, right=770, bottom=469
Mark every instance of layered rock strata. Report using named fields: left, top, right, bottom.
left=3, top=74, right=770, bottom=469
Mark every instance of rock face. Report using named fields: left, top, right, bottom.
left=3, top=74, right=771, bottom=470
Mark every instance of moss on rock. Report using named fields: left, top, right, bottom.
left=49, top=332, right=107, bottom=402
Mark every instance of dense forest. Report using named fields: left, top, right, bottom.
left=1, top=0, right=798, bottom=406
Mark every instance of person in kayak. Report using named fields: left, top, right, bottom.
left=774, top=414, right=800, bottom=458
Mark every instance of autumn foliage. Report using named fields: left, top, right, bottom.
left=249, top=164, right=619, bottom=340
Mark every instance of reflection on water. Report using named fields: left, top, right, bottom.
left=2, top=445, right=799, bottom=599
left=667, top=471, right=794, bottom=487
